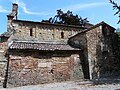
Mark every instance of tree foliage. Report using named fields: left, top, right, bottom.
left=109, top=0, right=120, bottom=24
left=42, top=9, right=89, bottom=27
left=116, top=28, right=120, bottom=32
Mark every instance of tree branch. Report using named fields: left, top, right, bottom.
left=109, top=0, right=120, bottom=24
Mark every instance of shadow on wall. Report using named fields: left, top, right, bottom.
left=10, top=50, right=77, bottom=59
left=92, top=79, right=120, bottom=85
left=95, top=29, right=120, bottom=80
left=68, top=33, right=90, bottom=79
left=79, top=51, right=90, bottom=79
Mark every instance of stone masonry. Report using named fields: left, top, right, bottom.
left=0, top=3, right=119, bottom=87
left=69, top=22, right=118, bottom=79
left=1, top=3, right=89, bottom=87
left=0, top=41, right=8, bottom=84
left=7, top=50, right=84, bottom=86
left=8, top=20, right=85, bottom=43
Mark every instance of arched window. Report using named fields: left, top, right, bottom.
left=61, top=32, right=64, bottom=39
left=30, top=28, right=33, bottom=36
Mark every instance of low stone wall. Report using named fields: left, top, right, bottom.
left=7, top=50, right=84, bottom=87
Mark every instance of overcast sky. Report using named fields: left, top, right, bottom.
left=0, top=0, right=120, bottom=34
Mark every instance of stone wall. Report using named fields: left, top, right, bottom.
left=86, top=25, right=117, bottom=79
left=8, top=20, right=84, bottom=43
left=69, top=23, right=118, bottom=80
left=0, top=42, right=7, bottom=82
left=7, top=50, right=84, bottom=86
left=68, top=33, right=90, bottom=79
left=86, top=26, right=102, bottom=79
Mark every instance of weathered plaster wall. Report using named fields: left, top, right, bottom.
left=8, top=50, right=84, bottom=86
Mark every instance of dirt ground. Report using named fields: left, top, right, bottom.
left=1, top=80, right=120, bottom=90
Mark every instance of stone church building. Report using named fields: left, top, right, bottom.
left=0, top=3, right=119, bottom=87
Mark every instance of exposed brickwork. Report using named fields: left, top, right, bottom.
left=7, top=50, right=84, bottom=86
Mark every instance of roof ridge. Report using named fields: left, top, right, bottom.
left=9, top=41, right=80, bottom=51
left=13, top=41, right=68, bottom=45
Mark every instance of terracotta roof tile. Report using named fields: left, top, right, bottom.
left=9, top=41, right=80, bottom=51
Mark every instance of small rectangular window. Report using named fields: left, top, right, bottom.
left=61, top=32, right=64, bottom=39
left=30, top=28, right=33, bottom=36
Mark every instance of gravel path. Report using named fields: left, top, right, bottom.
left=0, top=81, right=120, bottom=90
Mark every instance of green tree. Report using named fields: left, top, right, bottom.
left=109, top=0, right=120, bottom=24
left=42, top=9, right=89, bottom=27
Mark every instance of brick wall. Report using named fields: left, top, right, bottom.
left=7, top=50, right=84, bottom=86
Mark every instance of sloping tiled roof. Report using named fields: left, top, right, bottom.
left=85, top=21, right=116, bottom=31
left=68, top=21, right=116, bottom=39
left=9, top=41, right=80, bottom=51
left=0, top=31, right=13, bottom=38
left=12, top=20, right=93, bottom=29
